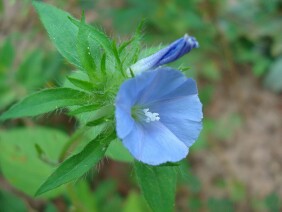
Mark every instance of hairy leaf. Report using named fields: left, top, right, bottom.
left=35, top=129, right=114, bottom=196
left=0, top=88, right=90, bottom=120
left=33, top=1, right=80, bottom=67
left=67, top=76, right=94, bottom=91
left=70, top=17, right=113, bottom=58
left=76, top=14, right=97, bottom=81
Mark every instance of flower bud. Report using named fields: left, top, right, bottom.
left=128, top=34, right=199, bottom=76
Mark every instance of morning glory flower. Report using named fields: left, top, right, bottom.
left=128, top=34, right=199, bottom=76
left=115, top=67, right=203, bottom=165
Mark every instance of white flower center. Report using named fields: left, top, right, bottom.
left=143, top=108, right=160, bottom=123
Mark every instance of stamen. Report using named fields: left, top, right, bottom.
left=143, top=108, right=160, bottom=123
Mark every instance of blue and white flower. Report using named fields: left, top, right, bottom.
left=115, top=67, right=203, bottom=165
left=128, top=34, right=199, bottom=76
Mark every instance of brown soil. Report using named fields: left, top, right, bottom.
left=192, top=73, right=282, bottom=205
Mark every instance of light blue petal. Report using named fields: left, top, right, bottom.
left=149, top=94, right=203, bottom=122
left=115, top=72, right=156, bottom=138
left=160, top=78, right=198, bottom=99
left=138, top=68, right=187, bottom=105
left=123, top=122, right=188, bottom=165
left=160, top=119, right=202, bottom=147
left=149, top=94, right=203, bottom=147
left=115, top=78, right=139, bottom=107
left=115, top=105, right=135, bottom=138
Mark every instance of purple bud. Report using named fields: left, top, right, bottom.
left=128, top=34, right=199, bottom=76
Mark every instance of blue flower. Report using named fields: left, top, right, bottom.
left=128, top=34, right=199, bottom=76
left=115, top=67, right=203, bottom=165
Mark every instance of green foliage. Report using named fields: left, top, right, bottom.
left=16, top=50, right=44, bottom=89
left=105, top=139, right=134, bottom=163
left=0, top=190, right=27, bottom=212
left=123, top=191, right=151, bottom=212
left=229, top=180, right=246, bottom=202
left=0, top=88, right=91, bottom=121
left=0, top=127, right=68, bottom=197
left=264, top=192, right=281, bottom=212
left=36, top=126, right=114, bottom=196
left=0, top=38, right=14, bottom=70
left=0, top=37, right=63, bottom=110
left=33, top=1, right=80, bottom=67
left=207, top=198, right=234, bottom=212
left=76, top=13, right=97, bottom=82
left=67, top=181, right=98, bottom=211
left=134, top=161, right=177, bottom=212
left=71, top=17, right=114, bottom=62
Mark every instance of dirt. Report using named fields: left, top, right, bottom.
left=192, top=73, right=282, bottom=203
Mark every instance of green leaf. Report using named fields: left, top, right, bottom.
left=93, top=180, right=122, bottom=211
left=0, top=127, right=68, bottom=198
left=265, top=192, right=281, bottom=212
left=70, top=17, right=113, bottom=58
left=67, top=76, right=94, bottom=91
left=134, top=161, right=177, bottom=212
left=85, top=104, right=115, bottom=125
left=100, top=53, right=107, bottom=76
left=105, top=139, right=134, bottom=163
left=0, top=0, right=3, bottom=13
left=68, top=104, right=100, bottom=116
left=252, top=57, right=271, bottom=77
left=123, top=191, right=151, bottom=212
left=0, top=38, right=14, bottom=71
left=76, top=14, right=97, bottom=81
left=72, top=104, right=114, bottom=127
left=178, top=162, right=202, bottom=193
left=33, top=1, right=80, bottom=67
left=16, top=49, right=44, bottom=89
left=0, top=88, right=90, bottom=121
left=0, top=190, right=27, bottom=212
left=35, top=129, right=114, bottom=196
left=207, top=198, right=234, bottom=212
left=0, top=89, right=17, bottom=111
left=67, top=181, right=98, bottom=212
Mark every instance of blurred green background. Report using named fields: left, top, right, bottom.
left=0, top=0, right=281, bottom=211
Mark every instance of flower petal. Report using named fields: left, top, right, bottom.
left=160, top=119, right=202, bottom=148
left=115, top=78, right=139, bottom=107
left=150, top=94, right=203, bottom=122
left=149, top=94, right=203, bottom=147
left=138, top=68, right=187, bottom=105
left=115, top=105, right=135, bottom=138
left=122, top=122, right=188, bottom=165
